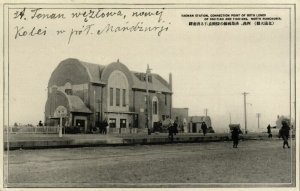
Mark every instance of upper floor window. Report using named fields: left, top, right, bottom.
left=122, top=89, right=126, bottom=107
left=65, top=89, right=72, bottom=95
left=152, top=96, right=158, bottom=115
left=147, top=75, right=152, bottom=83
left=153, top=101, right=158, bottom=115
left=110, top=88, right=113, bottom=106
left=116, top=88, right=120, bottom=106
left=107, top=70, right=129, bottom=109
left=165, top=94, right=167, bottom=105
left=64, top=82, right=72, bottom=95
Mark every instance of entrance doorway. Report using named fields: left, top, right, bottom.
left=75, top=119, right=86, bottom=133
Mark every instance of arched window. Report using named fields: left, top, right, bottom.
left=107, top=70, right=129, bottom=111
left=152, top=96, right=158, bottom=115
left=64, top=82, right=72, bottom=95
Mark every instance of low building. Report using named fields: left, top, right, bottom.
left=188, top=116, right=212, bottom=133
left=44, top=58, right=172, bottom=133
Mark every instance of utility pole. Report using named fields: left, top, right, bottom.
left=146, top=65, right=152, bottom=130
left=204, top=108, right=208, bottom=117
left=242, top=92, right=249, bottom=134
left=229, top=112, right=232, bottom=124
left=256, top=113, right=261, bottom=129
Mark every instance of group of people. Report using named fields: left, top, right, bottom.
left=266, top=122, right=290, bottom=148
left=168, top=120, right=178, bottom=141
left=97, top=119, right=108, bottom=134
left=230, top=121, right=291, bottom=149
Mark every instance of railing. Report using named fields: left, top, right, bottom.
left=4, top=126, right=60, bottom=134
left=108, top=128, right=146, bottom=134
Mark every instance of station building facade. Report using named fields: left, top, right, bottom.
left=44, top=58, right=173, bottom=133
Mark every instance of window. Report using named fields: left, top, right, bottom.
left=110, top=88, right=113, bottom=106
left=165, top=94, right=167, bottom=105
left=162, top=115, right=166, bottom=120
left=120, top=119, right=126, bottom=128
left=153, top=100, right=158, bottom=115
left=65, top=89, right=72, bottom=95
left=116, top=88, right=120, bottom=106
left=142, top=74, right=146, bottom=81
left=109, top=118, right=116, bottom=128
left=147, top=75, right=152, bottom=83
left=64, top=82, right=72, bottom=95
left=122, top=89, right=126, bottom=106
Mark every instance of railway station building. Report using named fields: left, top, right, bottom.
left=44, top=58, right=173, bottom=133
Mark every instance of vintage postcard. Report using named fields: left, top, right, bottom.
left=0, top=0, right=298, bottom=190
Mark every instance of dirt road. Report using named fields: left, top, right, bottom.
left=4, top=139, right=295, bottom=187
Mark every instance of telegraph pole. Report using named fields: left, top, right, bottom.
left=242, top=92, right=249, bottom=134
left=146, top=65, right=152, bottom=130
left=256, top=113, right=261, bottom=129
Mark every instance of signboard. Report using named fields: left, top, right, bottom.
left=54, top=105, right=68, bottom=118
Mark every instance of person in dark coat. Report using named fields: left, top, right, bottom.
left=173, top=120, right=178, bottom=135
left=231, top=127, right=241, bottom=148
left=102, top=119, right=108, bottom=134
left=201, top=122, right=207, bottom=136
left=280, top=121, right=290, bottom=149
left=38, top=121, right=43, bottom=127
left=267, top=124, right=272, bottom=138
left=168, top=124, right=174, bottom=142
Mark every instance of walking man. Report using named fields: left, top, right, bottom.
left=231, top=126, right=242, bottom=148
left=280, top=121, right=290, bottom=149
left=267, top=124, right=272, bottom=138
left=201, top=122, right=207, bottom=136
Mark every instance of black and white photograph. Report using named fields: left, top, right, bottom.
left=1, top=1, right=298, bottom=190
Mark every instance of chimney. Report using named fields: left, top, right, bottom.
left=169, top=73, right=172, bottom=91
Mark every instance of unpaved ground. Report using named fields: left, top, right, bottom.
left=4, top=139, right=295, bottom=187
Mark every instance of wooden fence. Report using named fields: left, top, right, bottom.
left=4, top=126, right=60, bottom=134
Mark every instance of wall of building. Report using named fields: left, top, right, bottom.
left=133, top=90, right=172, bottom=128
left=87, top=84, right=102, bottom=126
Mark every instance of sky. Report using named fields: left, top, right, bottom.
left=6, top=6, right=295, bottom=132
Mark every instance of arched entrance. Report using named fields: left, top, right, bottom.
left=152, top=96, right=159, bottom=127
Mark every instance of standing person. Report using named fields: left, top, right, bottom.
left=98, top=121, right=103, bottom=134
left=38, top=120, right=43, bottom=126
left=173, top=120, right=178, bottom=135
left=280, top=121, right=290, bottom=149
left=103, top=119, right=108, bottom=134
left=201, top=122, right=207, bottom=136
left=168, top=123, right=174, bottom=142
left=231, top=126, right=241, bottom=148
left=267, top=124, right=272, bottom=138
